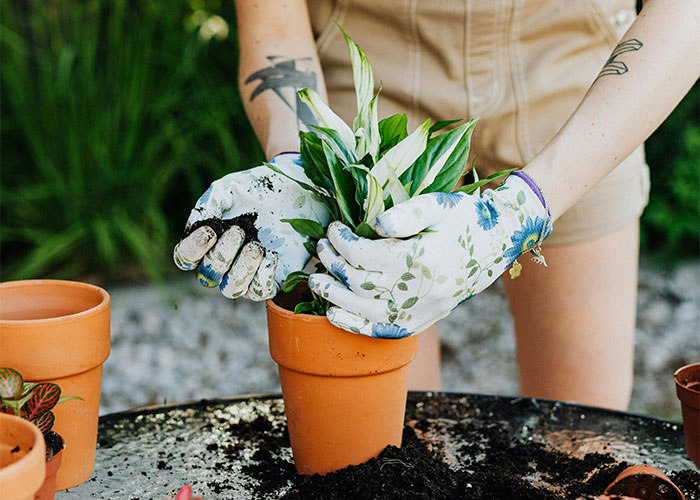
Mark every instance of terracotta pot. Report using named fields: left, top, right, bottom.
left=34, top=437, right=63, bottom=500
left=266, top=298, right=418, bottom=475
left=674, top=362, right=700, bottom=468
left=0, top=413, right=46, bottom=500
left=0, top=280, right=111, bottom=490
left=604, top=464, right=685, bottom=500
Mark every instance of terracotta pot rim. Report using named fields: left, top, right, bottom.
left=674, top=362, right=700, bottom=393
left=266, top=299, right=331, bottom=323
left=0, top=413, right=46, bottom=494
left=0, top=280, right=109, bottom=325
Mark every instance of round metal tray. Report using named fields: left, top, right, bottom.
left=55, top=392, right=696, bottom=499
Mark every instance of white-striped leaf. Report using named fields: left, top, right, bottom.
left=384, top=160, right=410, bottom=206
left=298, top=88, right=355, bottom=152
left=364, top=173, right=384, bottom=224
left=369, top=118, right=430, bottom=188
left=415, top=124, right=469, bottom=194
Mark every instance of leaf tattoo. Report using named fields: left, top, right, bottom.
left=596, top=39, right=643, bottom=81
left=245, top=56, right=319, bottom=126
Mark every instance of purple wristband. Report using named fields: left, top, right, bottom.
left=510, top=170, right=550, bottom=217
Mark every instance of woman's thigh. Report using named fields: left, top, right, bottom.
left=503, top=220, right=640, bottom=411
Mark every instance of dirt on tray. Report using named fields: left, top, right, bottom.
left=199, top=395, right=700, bottom=499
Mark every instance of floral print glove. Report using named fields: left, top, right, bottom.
left=174, top=153, right=330, bottom=301
left=308, top=172, right=552, bottom=337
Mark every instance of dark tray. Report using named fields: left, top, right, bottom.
left=55, top=392, right=698, bottom=499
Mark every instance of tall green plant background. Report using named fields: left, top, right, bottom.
left=1, top=1, right=697, bottom=283
left=1, top=0, right=263, bottom=282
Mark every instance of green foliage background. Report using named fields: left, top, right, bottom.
left=1, top=0, right=697, bottom=283
left=0, top=0, right=263, bottom=282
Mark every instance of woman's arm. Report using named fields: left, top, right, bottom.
left=525, top=0, right=699, bottom=220
left=234, top=0, right=326, bottom=160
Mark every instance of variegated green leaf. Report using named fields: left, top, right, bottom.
left=339, top=24, right=373, bottom=130
left=309, top=125, right=358, bottom=165
left=378, top=113, right=408, bottom=156
left=414, top=122, right=471, bottom=195
left=281, top=218, right=326, bottom=240
left=299, top=131, right=334, bottom=193
left=384, top=160, right=410, bottom=206
left=323, top=141, right=358, bottom=227
left=429, top=119, right=462, bottom=135
left=298, top=88, right=355, bottom=153
left=364, top=173, right=385, bottom=224
left=453, top=168, right=516, bottom=194
left=370, top=118, right=430, bottom=189
left=355, top=222, right=380, bottom=239
left=355, top=90, right=381, bottom=161
left=420, top=118, right=479, bottom=194
left=347, top=164, right=369, bottom=214
left=263, top=161, right=332, bottom=199
left=337, top=25, right=380, bottom=161
left=283, top=271, right=310, bottom=293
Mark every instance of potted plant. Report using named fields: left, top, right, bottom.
left=0, top=413, right=45, bottom=500
left=0, top=367, right=82, bottom=500
left=263, top=27, right=513, bottom=475
left=0, top=279, right=111, bottom=490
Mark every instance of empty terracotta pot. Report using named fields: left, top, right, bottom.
left=674, top=362, right=700, bottom=468
left=0, top=280, right=111, bottom=490
left=0, top=413, right=46, bottom=500
left=604, top=464, right=685, bottom=500
left=267, top=298, right=418, bottom=475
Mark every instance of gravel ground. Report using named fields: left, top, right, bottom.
left=101, top=257, right=699, bottom=421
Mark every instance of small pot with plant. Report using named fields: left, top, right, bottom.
left=263, top=26, right=516, bottom=475
left=0, top=279, right=111, bottom=490
left=0, top=367, right=82, bottom=500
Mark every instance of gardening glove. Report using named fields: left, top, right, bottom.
left=173, top=152, right=330, bottom=301
left=308, top=171, right=553, bottom=337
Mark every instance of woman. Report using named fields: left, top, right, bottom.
left=174, top=0, right=699, bottom=410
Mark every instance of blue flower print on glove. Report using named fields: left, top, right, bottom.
left=475, top=199, right=500, bottom=230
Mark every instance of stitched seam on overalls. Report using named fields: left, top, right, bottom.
left=316, top=0, right=350, bottom=57
left=468, top=0, right=508, bottom=117
left=408, top=0, right=421, bottom=122
left=585, top=0, right=623, bottom=46
left=507, top=0, right=530, bottom=163
left=463, top=0, right=471, bottom=118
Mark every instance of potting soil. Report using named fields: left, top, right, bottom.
left=184, top=213, right=260, bottom=244
left=64, top=394, right=699, bottom=499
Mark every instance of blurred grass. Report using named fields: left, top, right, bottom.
left=0, top=0, right=697, bottom=283
left=0, top=0, right=263, bottom=283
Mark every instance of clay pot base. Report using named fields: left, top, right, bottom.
left=604, top=465, right=686, bottom=500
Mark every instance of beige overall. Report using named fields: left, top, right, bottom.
left=307, top=0, right=650, bottom=244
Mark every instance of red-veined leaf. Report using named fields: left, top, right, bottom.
left=0, top=367, right=23, bottom=399
left=32, top=411, right=55, bottom=434
left=25, top=382, right=61, bottom=420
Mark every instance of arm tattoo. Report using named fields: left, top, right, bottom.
left=245, top=56, right=319, bottom=128
left=595, top=39, right=643, bottom=81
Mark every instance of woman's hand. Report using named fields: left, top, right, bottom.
left=174, top=153, right=329, bottom=300
left=308, top=172, right=552, bottom=337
